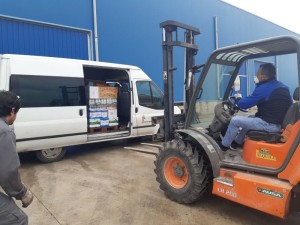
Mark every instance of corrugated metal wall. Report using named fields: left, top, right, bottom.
left=0, top=15, right=92, bottom=60
left=0, top=0, right=298, bottom=100
left=99, top=0, right=300, bottom=100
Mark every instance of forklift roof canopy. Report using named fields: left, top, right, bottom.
left=210, top=35, right=300, bottom=67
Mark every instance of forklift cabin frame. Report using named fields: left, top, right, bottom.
left=186, top=35, right=300, bottom=128
left=185, top=35, right=300, bottom=175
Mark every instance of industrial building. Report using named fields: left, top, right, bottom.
left=0, top=0, right=298, bottom=101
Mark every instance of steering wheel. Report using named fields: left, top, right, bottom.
left=228, top=96, right=249, bottom=113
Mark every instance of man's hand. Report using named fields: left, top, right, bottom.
left=21, top=189, right=34, bottom=208
left=234, top=93, right=242, bottom=99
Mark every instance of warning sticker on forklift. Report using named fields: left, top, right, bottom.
left=163, top=71, right=167, bottom=80
left=256, top=148, right=276, bottom=161
left=257, top=187, right=284, bottom=199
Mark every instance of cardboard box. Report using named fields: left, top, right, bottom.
left=109, top=120, right=119, bottom=127
left=89, top=86, right=99, bottom=99
left=89, top=118, right=100, bottom=128
left=99, top=87, right=118, bottom=99
left=107, top=108, right=118, bottom=120
left=100, top=109, right=108, bottom=118
left=89, top=109, right=102, bottom=118
left=100, top=118, right=109, bottom=127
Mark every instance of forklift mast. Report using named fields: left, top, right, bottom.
left=160, top=20, right=200, bottom=141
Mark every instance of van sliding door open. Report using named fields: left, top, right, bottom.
left=83, top=66, right=131, bottom=140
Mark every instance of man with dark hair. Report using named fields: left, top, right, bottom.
left=220, top=63, right=292, bottom=151
left=0, top=91, right=33, bottom=225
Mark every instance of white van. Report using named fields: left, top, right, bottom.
left=0, top=54, right=179, bottom=162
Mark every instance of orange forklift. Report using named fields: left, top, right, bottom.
left=154, top=21, right=300, bottom=218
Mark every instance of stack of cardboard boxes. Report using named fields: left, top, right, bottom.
left=89, top=82, right=118, bottom=129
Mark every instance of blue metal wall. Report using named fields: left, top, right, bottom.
left=0, top=0, right=298, bottom=99
left=98, top=0, right=299, bottom=100
left=0, top=16, right=90, bottom=59
left=0, top=0, right=93, bottom=60
left=0, top=0, right=92, bottom=29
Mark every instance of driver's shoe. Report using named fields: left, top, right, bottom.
left=229, top=145, right=238, bottom=151
left=230, top=141, right=243, bottom=150
left=217, top=141, right=228, bottom=152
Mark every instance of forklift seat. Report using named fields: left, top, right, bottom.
left=246, top=87, right=299, bottom=143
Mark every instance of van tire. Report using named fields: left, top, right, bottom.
left=35, top=147, right=67, bottom=163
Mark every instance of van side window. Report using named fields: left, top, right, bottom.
left=136, top=81, right=163, bottom=109
left=10, top=75, right=86, bottom=107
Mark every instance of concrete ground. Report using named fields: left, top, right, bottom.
left=17, top=139, right=299, bottom=225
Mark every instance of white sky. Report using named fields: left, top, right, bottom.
left=222, top=0, right=300, bottom=34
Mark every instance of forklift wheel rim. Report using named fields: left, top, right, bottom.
left=164, top=156, right=189, bottom=189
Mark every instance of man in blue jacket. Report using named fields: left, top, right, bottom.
left=0, top=91, right=33, bottom=225
left=220, top=63, right=292, bottom=151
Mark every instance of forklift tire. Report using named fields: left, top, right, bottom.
left=154, top=138, right=212, bottom=204
left=35, top=147, right=67, bottom=163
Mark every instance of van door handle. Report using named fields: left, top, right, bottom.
left=79, top=109, right=84, bottom=116
left=135, top=107, right=138, bottom=113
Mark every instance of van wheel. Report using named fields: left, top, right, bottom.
left=35, top=147, right=67, bottom=163
left=154, top=138, right=212, bottom=203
